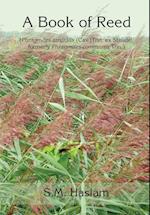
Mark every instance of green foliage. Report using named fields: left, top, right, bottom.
left=0, top=38, right=149, bottom=215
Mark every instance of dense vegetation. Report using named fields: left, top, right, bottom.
left=0, top=34, right=149, bottom=214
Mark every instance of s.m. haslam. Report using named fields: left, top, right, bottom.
left=22, top=16, right=131, bottom=28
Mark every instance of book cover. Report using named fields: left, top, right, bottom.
left=0, top=0, right=149, bottom=214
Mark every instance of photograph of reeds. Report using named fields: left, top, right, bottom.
left=0, top=0, right=149, bottom=214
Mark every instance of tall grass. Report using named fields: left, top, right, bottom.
left=0, top=35, right=149, bottom=214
